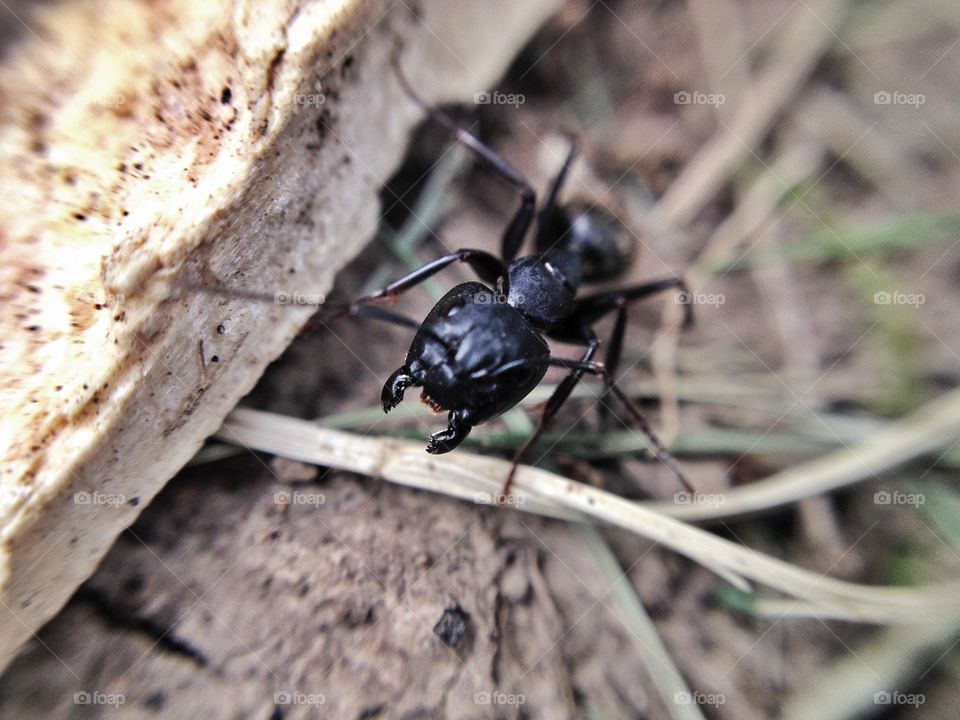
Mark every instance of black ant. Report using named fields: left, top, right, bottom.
left=322, top=54, right=694, bottom=498
left=187, top=51, right=694, bottom=499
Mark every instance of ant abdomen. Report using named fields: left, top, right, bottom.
left=537, top=201, right=637, bottom=283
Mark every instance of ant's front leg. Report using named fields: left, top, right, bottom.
left=326, top=249, right=507, bottom=322
left=500, top=330, right=599, bottom=499
left=426, top=410, right=472, bottom=454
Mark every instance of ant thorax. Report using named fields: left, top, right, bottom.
left=505, top=251, right=580, bottom=329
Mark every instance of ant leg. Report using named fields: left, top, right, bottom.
left=324, top=248, right=506, bottom=320
left=597, top=302, right=627, bottom=429
left=534, top=137, right=578, bottom=251
left=604, top=302, right=628, bottom=383
left=570, top=276, right=694, bottom=329
left=358, top=249, right=504, bottom=300
left=558, top=275, right=692, bottom=448
left=176, top=249, right=505, bottom=320
left=392, top=47, right=536, bottom=263
left=599, top=376, right=693, bottom=493
left=499, top=347, right=692, bottom=497
left=300, top=304, right=423, bottom=339
left=175, top=281, right=429, bottom=341
left=499, top=284, right=673, bottom=497
left=349, top=305, right=421, bottom=331
left=547, top=355, right=692, bottom=492
left=426, top=410, right=472, bottom=454
left=500, top=330, right=599, bottom=499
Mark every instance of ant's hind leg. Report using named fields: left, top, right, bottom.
left=600, top=377, right=693, bottom=493
left=596, top=302, right=627, bottom=429
left=534, top=137, right=579, bottom=252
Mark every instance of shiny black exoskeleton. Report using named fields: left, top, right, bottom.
left=336, top=55, right=694, bottom=496
left=380, top=220, right=643, bottom=455
left=383, top=281, right=550, bottom=454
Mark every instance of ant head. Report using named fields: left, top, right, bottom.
left=537, top=201, right=637, bottom=283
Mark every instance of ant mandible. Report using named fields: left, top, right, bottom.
left=326, top=50, right=695, bottom=498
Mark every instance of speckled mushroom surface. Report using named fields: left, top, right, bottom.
left=0, top=0, right=562, bottom=671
